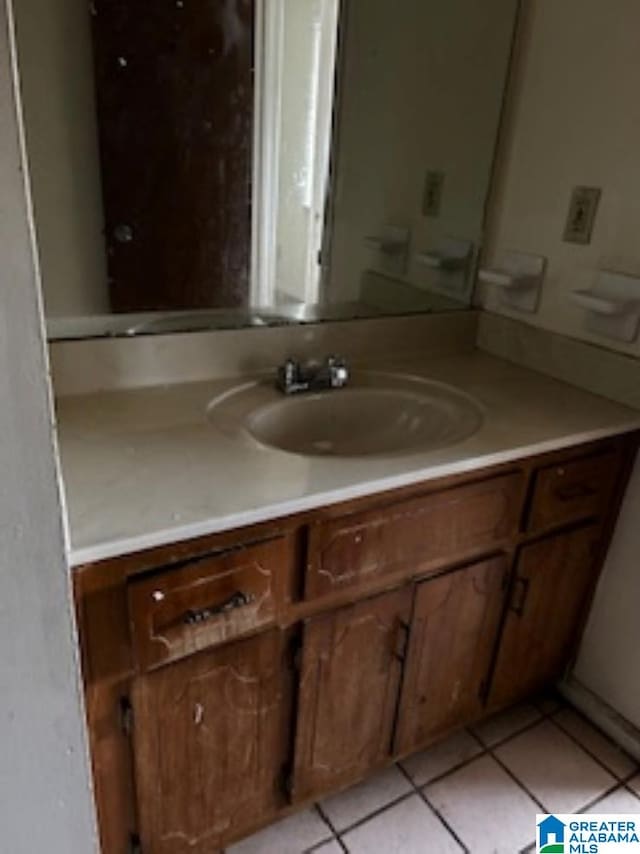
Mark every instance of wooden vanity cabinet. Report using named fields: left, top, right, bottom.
left=73, top=435, right=636, bottom=853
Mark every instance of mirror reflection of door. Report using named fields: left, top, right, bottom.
left=91, top=0, right=255, bottom=313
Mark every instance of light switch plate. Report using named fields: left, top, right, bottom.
left=423, top=170, right=445, bottom=217
left=563, top=186, right=602, bottom=245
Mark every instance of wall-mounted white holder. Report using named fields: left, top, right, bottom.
left=570, top=270, right=640, bottom=343
left=364, top=225, right=410, bottom=276
left=416, top=237, right=473, bottom=272
left=478, top=251, right=546, bottom=313
left=414, top=236, right=474, bottom=299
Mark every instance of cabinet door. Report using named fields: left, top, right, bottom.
left=131, top=630, right=293, bottom=854
left=292, top=588, right=412, bottom=800
left=489, top=526, right=600, bottom=710
left=394, top=556, right=508, bottom=756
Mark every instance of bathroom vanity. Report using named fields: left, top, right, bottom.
left=66, top=349, right=640, bottom=854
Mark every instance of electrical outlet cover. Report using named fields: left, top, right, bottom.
left=423, top=171, right=445, bottom=217
left=563, top=186, right=602, bottom=245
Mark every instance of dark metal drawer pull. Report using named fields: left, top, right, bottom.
left=510, top=576, right=530, bottom=617
left=555, top=483, right=598, bottom=501
left=184, top=591, right=256, bottom=625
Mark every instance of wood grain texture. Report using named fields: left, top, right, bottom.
left=292, top=588, right=412, bottom=801
left=128, top=535, right=293, bottom=671
left=489, top=525, right=601, bottom=709
left=527, top=449, right=620, bottom=532
left=395, top=556, right=509, bottom=755
left=91, top=0, right=254, bottom=312
left=306, top=473, right=524, bottom=598
left=132, top=629, right=293, bottom=854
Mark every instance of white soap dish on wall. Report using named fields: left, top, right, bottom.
left=478, top=251, right=546, bottom=313
left=416, top=237, right=473, bottom=271
left=570, top=270, right=640, bottom=342
left=364, top=225, right=410, bottom=276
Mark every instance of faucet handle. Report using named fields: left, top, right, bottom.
left=277, top=357, right=301, bottom=393
left=282, top=357, right=299, bottom=381
left=326, top=355, right=350, bottom=388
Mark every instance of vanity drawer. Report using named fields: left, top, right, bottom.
left=527, top=450, right=619, bottom=532
left=128, top=536, right=292, bottom=671
left=305, top=472, right=525, bottom=599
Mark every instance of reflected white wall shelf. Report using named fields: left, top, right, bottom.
left=478, top=251, right=546, bottom=313
left=364, top=225, right=410, bottom=276
left=416, top=237, right=473, bottom=272
left=570, top=270, right=640, bottom=343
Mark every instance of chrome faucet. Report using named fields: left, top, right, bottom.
left=276, top=355, right=350, bottom=395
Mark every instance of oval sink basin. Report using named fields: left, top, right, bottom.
left=208, top=371, right=483, bottom=458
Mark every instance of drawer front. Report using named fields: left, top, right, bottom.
left=305, top=472, right=525, bottom=598
left=128, top=536, right=292, bottom=671
left=527, top=450, right=619, bottom=532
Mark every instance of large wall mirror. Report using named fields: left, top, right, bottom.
left=14, top=0, right=521, bottom=339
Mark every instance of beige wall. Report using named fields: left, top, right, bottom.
left=482, top=0, right=640, bottom=356
left=485, top=0, right=640, bottom=727
left=12, top=0, right=109, bottom=317
left=327, top=0, right=518, bottom=302
left=0, top=1, right=97, bottom=848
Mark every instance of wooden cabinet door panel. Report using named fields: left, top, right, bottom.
left=395, top=557, right=508, bottom=756
left=292, top=588, right=412, bottom=800
left=489, top=526, right=600, bottom=710
left=132, top=630, right=292, bottom=854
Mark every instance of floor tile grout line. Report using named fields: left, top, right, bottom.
left=325, top=789, right=416, bottom=838
left=399, top=740, right=489, bottom=789
left=471, top=711, right=548, bottom=753
left=486, top=745, right=548, bottom=812
left=418, top=787, right=470, bottom=853
left=397, top=761, right=470, bottom=853
left=575, top=779, right=623, bottom=814
left=315, top=802, right=340, bottom=837
left=546, top=711, right=637, bottom=782
left=312, top=801, right=348, bottom=850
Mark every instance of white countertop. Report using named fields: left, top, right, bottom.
left=56, top=350, right=640, bottom=566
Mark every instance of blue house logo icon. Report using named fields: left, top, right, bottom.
left=538, top=815, right=565, bottom=853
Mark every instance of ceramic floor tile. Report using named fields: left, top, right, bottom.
left=341, top=793, right=461, bottom=853
left=586, top=786, right=640, bottom=813
left=311, top=840, right=344, bottom=854
left=495, top=720, right=616, bottom=813
left=628, top=774, right=640, bottom=798
left=320, top=766, right=412, bottom=832
left=552, top=708, right=638, bottom=779
left=424, top=753, right=538, bottom=853
left=227, top=808, right=332, bottom=854
left=471, top=703, right=542, bottom=747
left=400, top=728, right=484, bottom=786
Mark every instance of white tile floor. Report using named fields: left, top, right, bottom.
left=227, top=695, right=640, bottom=853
